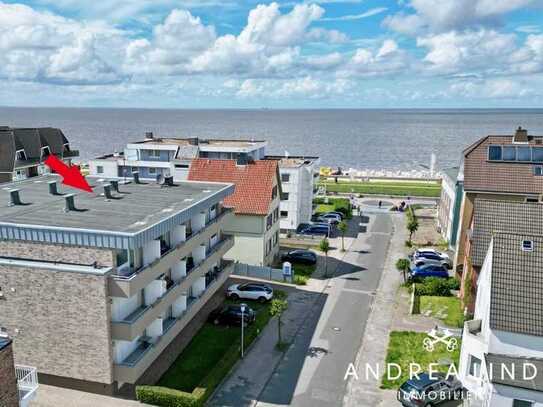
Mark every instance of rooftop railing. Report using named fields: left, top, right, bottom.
left=16, top=365, right=38, bottom=406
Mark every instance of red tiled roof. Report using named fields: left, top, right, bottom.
left=188, top=159, right=278, bottom=216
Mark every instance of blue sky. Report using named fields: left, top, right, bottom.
left=0, top=0, right=542, bottom=108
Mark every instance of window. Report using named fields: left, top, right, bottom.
left=149, top=150, right=160, bottom=158
left=534, top=166, right=543, bottom=176
left=272, top=186, right=278, bottom=200
left=281, top=173, right=290, bottom=183
left=175, top=164, right=189, bottom=169
left=274, top=207, right=279, bottom=222
left=517, top=146, right=532, bottom=161
left=266, top=214, right=273, bottom=230
left=522, top=240, right=534, bottom=252
left=15, top=150, right=27, bottom=161
left=41, top=146, right=51, bottom=157
left=468, top=355, right=482, bottom=377
left=266, top=238, right=272, bottom=255
left=274, top=231, right=279, bottom=246
left=148, top=167, right=157, bottom=175
left=488, top=145, right=502, bottom=161
left=281, top=192, right=289, bottom=200
left=533, top=147, right=543, bottom=162
left=513, top=400, right=534, bottom=407
left=503, top=146, right=516, bottom=161
left=96, top=166, right=104, bottom=174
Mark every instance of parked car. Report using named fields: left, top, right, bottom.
left=299, top=224, right=330, bottom=236
left=411, top=249, right=452, bottom=269
left=316, top=215, right=340, bottom=225
left=281, top=249, right=317, bottom=265
left=409, top=264, right=450, bottom=279
left=227, top=283, right=274, bottom=302
left=208, top=304, right=256, bottom=326
left=398, top=372, right=463, bottom=406
left=325, top=211, right=345, bottom=220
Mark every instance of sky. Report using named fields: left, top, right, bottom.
left=0, top=0, right=542, bottom=108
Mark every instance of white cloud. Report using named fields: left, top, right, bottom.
left=236, top=76, right=351, bottom=99
left=341, top=39, right=409, bottom=77
left=320, top=7, right=387, bottom=21
left=384, top=0, right=540, bottom=35
left=449, top=78, right=534, bottom=98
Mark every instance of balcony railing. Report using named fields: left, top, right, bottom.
left=113, top=209, right=232, bottom=280
left=16, top=365, right=38, bottom=405
left=116, top=262, right=232, bottom=367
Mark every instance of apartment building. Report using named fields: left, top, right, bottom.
left=0, top=334, right=38, bottom=407
left=0, top=174, right=235, bottom=394
left=459, top=232, right=543, bottom=406
left=88, top=133, right=267, bottom=181
left=188, top=158, right=281, bottom=266
left=0, top=127, right=78, bottom=184
left=454, top=127, right=543, bottom=306
left=266, top=155, right=320, bottom=232
left=437, top=166, right=463, bottom=249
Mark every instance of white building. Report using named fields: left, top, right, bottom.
left=459, top=232, right=543, bottom=407
left=88, top=133, right=267, bottom=181
left=266, top=156, right=320, bottom=232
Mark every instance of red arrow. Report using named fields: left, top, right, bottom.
left=44, top=155, right=93, bottom=193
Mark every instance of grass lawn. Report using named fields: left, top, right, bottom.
left=291, top=263, right=316, bottom=285
left=315, top=203, right=335, bottom=214
left=381, top=331, right=461, bottom=389
left=318, top=180, right=441, bottom=197
left=420, top=296, right=464, bottom=328
left=157, top=297, right=276, bottom=392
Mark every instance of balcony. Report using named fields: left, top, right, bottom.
left=16, top=365, right=38, bottom=407
left=109, top=209, right=233, bottom=298
left=113, top=261, right=234, bottom=383
left=110, top=237, right=234, bottom=341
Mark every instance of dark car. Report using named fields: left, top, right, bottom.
left=299, top=224, right=330, bottom=236
left=398, top=372, right=463, bottom=406
left=282, top=249, right=317, bottom=265
left=208, top=304, right=256, bottom=326
left=409, top=264, right=449, bottom=279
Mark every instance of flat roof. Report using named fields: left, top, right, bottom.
left=265, top=155, right=319, bottom=168
left=132, top=138, right=267, bottom=149
left=0, top=175, right=233, bottom=235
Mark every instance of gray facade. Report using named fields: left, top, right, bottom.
left=0, top=338, right=19, bottom=407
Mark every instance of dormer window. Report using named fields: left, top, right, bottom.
left=522, top=240, right=534, bottom=252
left=16, top=149, right=27, bottom=161
left=63, top=143, right=71, bottom=152
left=41, top=146, right=51, bottom=158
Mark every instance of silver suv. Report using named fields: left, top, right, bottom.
left=397, top=372, right=463, bottom=406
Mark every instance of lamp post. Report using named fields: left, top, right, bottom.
left=240, top=303, right=246, bottom=358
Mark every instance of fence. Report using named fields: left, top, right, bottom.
left=233, top=263, right=292, bottom=284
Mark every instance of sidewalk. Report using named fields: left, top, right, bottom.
left=343, top=212, right=407, bottom=407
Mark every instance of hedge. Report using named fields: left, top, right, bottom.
left=136, top=386, right=201, bottom=407
left=413, top=277, right=460, bottom=297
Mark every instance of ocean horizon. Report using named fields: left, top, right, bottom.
left=1, top=107, right=542, bottom=174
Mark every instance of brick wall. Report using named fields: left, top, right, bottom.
left=0, top=240, right=114, bottom=267
left=0, top=263, right=114, bottom=385
left=0, top=341, right=19, bottom=407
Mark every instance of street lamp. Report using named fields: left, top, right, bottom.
left=240, top=303, right=247, bottom=358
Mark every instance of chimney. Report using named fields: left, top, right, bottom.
left=8, top=189, right=22, bottom=206
left=48, top=181, right=60, bottom=195
left=64, top=194, right=77, bottom=212
left=514, top=126, right=529, bottom=143
left=110, top=180, right=120, bottom=193
left=145, top=132, right=154, bottom=140
left=103, top=184, right=114, bottom=200
left=133, top=171, right=141, bottom=184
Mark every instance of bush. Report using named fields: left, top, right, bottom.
left=413, top=277, right=459, bottom=297
left=293, top=275, right=308, bottom=285
left=136, top=386, right=200, bottom=407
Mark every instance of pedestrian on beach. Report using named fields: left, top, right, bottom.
left=378, top=200, right=382, bottom=208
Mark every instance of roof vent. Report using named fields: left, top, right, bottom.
left=133, top=171, right=141, bottom=184
left=522, top=240, right=534, bottom=252
left=48, top=181, right=61, bottom=196
left=514, top=126, right=529, bottom=143
left=110, top=180, right=120, bottom=193
left=64, top=194, right=77, bottom=212
left=103, top=184, right=114, bottom=200
left=8, top=189, right=22, bottom=206
left=145, top=132, right=154, bottom=140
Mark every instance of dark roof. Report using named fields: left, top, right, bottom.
left=188, top=159, right=279, bottom=216
left=0, top=129, right=16, bottom=172
left=489, top=232, right=543, bottom=336
left=470, top=199, right=543, bottom=267
left=463, top=132, right=543, bottom=194
left=486, top=353, right=543, bottom=392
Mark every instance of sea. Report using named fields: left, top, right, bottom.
left=1, top=107, right=542, bottom=175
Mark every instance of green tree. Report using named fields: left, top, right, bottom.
left=319, top=238, right=331, bottom=277
left=338, top=221, right=348, bottom=252
left=395, top=258, right=411, bottom=283
left=270, top=298, right=289, bottom=347
left=406, top=217, right=419, bottom=243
